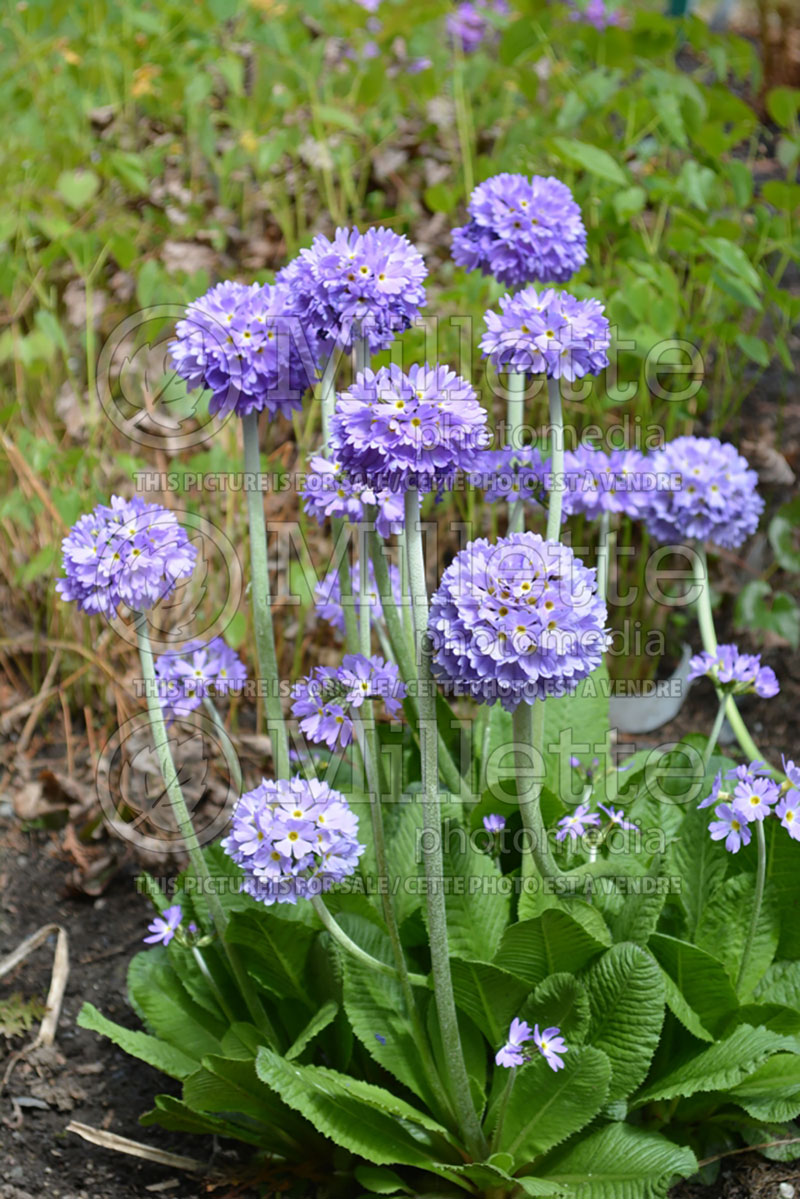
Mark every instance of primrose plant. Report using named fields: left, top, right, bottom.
left=60, top=178, right=800, bottom=1197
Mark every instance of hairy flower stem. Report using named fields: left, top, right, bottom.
left=318, top=350, right=337, bottom=448
left=311, top=896, right=427, bottom=987
left=333, top=518, right=360, bottom=654
left=702, top=696, right=728, bottom=771
left=242, top=412, right=290, bottom=778
left=404, top=488, right=488, bottom=1161
left=596, top=511, right=611, bottom=606
left=352, top=335, right=370, bottom=378
left=359, top=521, right=372, bottom=658
left=490, top=1067, right=517, bottom=1155
left=692, top=544, right=770, bottom=769
left=512, top=701, right=561, bottom=883
left=546, top=376, right=564, bottom=543
left=507, top=371, right=526, bottom=533
left=136, top=616, right=277, bottom=1045
left=202, top=697, right=242, bottom=795
left=737, top=817, right=766, bottom=994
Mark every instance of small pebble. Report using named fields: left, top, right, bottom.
left=779, top=1184, right=795, bottom=1199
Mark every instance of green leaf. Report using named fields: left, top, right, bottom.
left=498, top=1047, right=611, bottom=1163
left=539, top=1123, right=698, bottom=1197
left=495, top=907, right=610, bottom=987
left=57, top=169, right=100, bottom=209
left=255, top=1049, right=456, bottom=1168
left=769, top=498, right=800, bottom=572
left=226, top=908, right=314, bottom=1001
left=550, top=138, right=629, bottom=186
left=700, top=236, right=763, bottom=293
left=613, top=186, right=647, bottom=223
left=766, top=86, right=800, bottom=129
left=286, top=1000, right=339, bottom=1061
left=735, top=333, right=769, bottom=368
left=441, top=820, right=510, bottom=960
left=520, top=974, right=591, bottom=1048
left=355, top=1165, right=411, bottom=1194
left=667, top=799, right=728, bottom=938
left=649, top=935, right=739, bottom=1041
left=77, top=1003, right=198, bottom=1080
left=696, top=873, right=779, bottom=996
left=735, top=580, right=800, bottom=649
left=126, top=953, right=225, bottom=1060
left=754, top=961, right=800, bottom=1009
left=583, top=943, right=665, bottom=1102
left=140, top=1094, right=265, bottom=1144
left=727, top=1053, right=800, bottom=1122
left=450, top=958, right=530, bottom=1046
left=543, top=665, right=611, bottom=802
left=183, top=1055, right=311, bottom=1150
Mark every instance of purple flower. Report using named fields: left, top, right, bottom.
left=777, top=793, right=800, bottom=841
left=277, top=226, right=427, bottom=354
left=732, top=776, right=780, bottom=823
left=688, top=644, right=779, bottom=699
left=728, top=760, right=771, bottom=784
left=481, top=287, right=610, bottom=382
left=169, top=280, right=318, bottom=420
left=709, top=803, right=752, bottom=853
left=483, top=813, right=506, bottom=833
left=556, top=804, right=602, bottom=841
left=698, top=769, right=725, bottom=810
left=569, top=755, right=582, bottom=769
left=534, top=1024, right=568, bottom=1072
left=643, top=437, right=763, bottom=550
left=446, top=0, right=509, bottom=53
left=302, top=453, right=404, bottom=538
left=57, top=495, right=196, bottom=618
left=561, top=445, right=653, bottom=519
left=144, top=904, right=184, bottom=947
left=477, top=446, right=551, bottom=509
left=221, top=776, right=364, bottom=906
left=314, top=560, right=403, bottom=638
left=452, top=173, right=588, bottom=288
left=495, top=1017, right=534, bottom=1068
left=598, top=803, right=639, bottom=831
left=429, top=531, right=609, bottom=711
left=155, top=637, right=246, bottom=721
left=568, top=0, right=622, bottom=29
left=784, top=758, right=800, bottom=788
left=331, top=363, right=490, bottom=493
left=291, top=654, right=406, bottom=750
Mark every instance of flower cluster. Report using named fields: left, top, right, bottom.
left=170, top=281, right=318, bottom=419
left=479, top=446, right=551, bottom=509
left=495, top=1018, right=568, bottom=1071
left=452, top=173, right=588, bottom=287
left=155, top=637, right=247, bottom=721
left=57, top=495, right=196, bottom=618
left=561, top=445, right=653, bottom=520
left=643, top=437, right=763, bottom=550
left=302, top=453, right=404, bottom=538
left=291, top=654, right=406, bottom=750
left=446, top=0, right=509, bottom=53
left=481, top=287, right=610, bottom=381
left=277, top=226, right=427, bottom=353
left=700, top=760, right=795, bottom=852
left=331, top=363, right=490, bottom=492
left=688, top=644, right=779, bottom=699
left=314, top=560, right=403, bottom=638
left=222, top=776, right=364, bottom=906
left=429, top=532, right=609, bottom=710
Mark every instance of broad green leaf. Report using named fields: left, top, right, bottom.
left=77, top=1003, right=198, bottom=1079
left=727, top=1053, right=800, bottom=1122
left=667, top=801, right=728, bottom=939
left=127, top=953, right=224, bottom=1060
left=696, top=873, right=779, bottom=996
left=495, top=908, right=609, bottom=987
left=544, top=664, right=611, bottom=803
left=700, top=237, right=763, bottom=293
left=539, top=1123, right=697, bottom=1197
left=520, top=974, right=591, bottom=1048
left=354, top=1165, right=411, bottom=1194
left=754, top=961, right=800, bottom=1009
left=498, top=1047, right=611, bottom=1163
left=442, top=1161, right=567, bottom=1195
left=551, top=138, right=629, bottom=186
left=769, top=499, right=800, bottom=573
left=649, top=934, right=739, bottom=1039
left=736, top=333, right=769, bottom=368
left=441, top=821, right=510, bottom=960
left=57, top=169, right=100, bottom=209
left=226, top=908, right=315, bottom=1002
left=184, top=1055, right=311, bottom=1149
left=255, top=1049, right=457, bottom=1168
left=286, top=1001, right=339, bottom=1061
left=583, top=943, right=665, bottom=1102
left=140, top=1094, right=265, bottom=1144
left=450, top=958, right=530, bottom=1046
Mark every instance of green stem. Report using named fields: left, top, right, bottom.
left=597, top=511, right=611, bottom=606
left=202, top=697, right=242, bottom=795
left=311, top=895, right=427, bottom=987
left=692, top=543, right=770, bottom=768
left=333, top=516, right=360, bottom=655
left=242, top=412, right=290, bottom=778
left=546, top=376, right=564, bottom=543
left=319, top=351, right=337, bottom=449
left=507, top=371, right=526, bottom=534
left=404, top=487, right=487, bottom=1160
left=352, top=334, right=369, bottom=378
left=702, top=695, right=727, bottom=771
left=490, top=1067, right=517, bottom=1155
left=736, top=818, right=766, bottom=994
left=359, top=520, right=372, bottom=658
left=512, top=702, right=561, bottom=883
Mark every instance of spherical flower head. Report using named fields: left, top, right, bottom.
left=429, top=531, right=609, bottom=711
left=314, top=559, right=403, bottom=638
left=709, top=802, right=751, bottom=853
left=561, top=445, right=652, bottom=520
left=331, top=363, right=490, bottom=493
left=732, top=775, right=780, bottom=823
left=221, top=776, right=364, bottom=906
left=534, top=1024, right=568, bottom=1072
left=155, top=637, right=247, bottom=721
left=452, top=173, right=588, bottom=288
left=291, top=654, right=406, bottom=751
left=481, top=287, right=610, bottom=382
left=556, top=803, right=601, bottom=841
left=446, top=0, right=508, bottom=53
left=483, top=813, right=506, bottom=834
left=777, top=792, right=800, bottom=841
left=495, top=1017, right=533, bottom=1068
left=277, top=226, right=427, bottom=354
left=688, top=643, right=779, bottom=699
left=169, top=280, right=318, bottom=420
left=302, top=453, right=404, bottom=537
left=144, top=904, right=183, bottom=947
left=56, top=495, right=196, bottom=618
left=477, top=446, right=551, bottom=509
left=643, top=437, right=763, bottom=550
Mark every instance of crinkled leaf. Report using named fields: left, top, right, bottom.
left=77, top=1002, right=198, bottom=1080
left=583, top=943, right=665, bottom=1102
left=538, top=1123, right=697, bottom=1198
left=649, top=934, right=739, bottom=1039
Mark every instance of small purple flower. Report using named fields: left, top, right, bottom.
left=533, top=1024, right=568, bottom=1072
left=291, top=654, right=406, bottom=750
left=331, top=363, right=490, bottom=493
left=688, top=644, right=779, bottom=699
left=643, top=437, right=763, bottom=551
left=777, top=793, right=800, bottom=841
left=452, top=173, right=588, bottom=288
left=556, top=804, right=602, bottom=841
left=144, top=904, right=183, bottom=947
left=155, top=637, right=246, bottom=721
left=446, top=0, right=509, bottom=53
left=732, top=776, right=780, bottom=823
left=783, top=758, right=800, bottom=789
left=698, top=769, right=725, bottom=810
left=709, top=803, right=752, bottom=854
left=568, top=0, right=622, bottom=29
left=569, top=755, right=582, bottom=769
left=57, top=496, right=197, bottom=618
left=314, top=560, right=403, bottom=638
left=495, top=1017, right=533, bottom=1068
left=277, top=226, right=427, bottom=354
left=483, top=813, right=506, bottom=834
left=598, top=803, right=638, bottom=831
left=302, top=453, right=404, bottom=537
left=481, top=287, right=610, bottom=382
left=728, top=760, right=772, bottom=784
